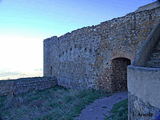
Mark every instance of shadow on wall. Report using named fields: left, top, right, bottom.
left=111, top=57, right=131, bottom=92
left=133, top=23, right=160, bottom=67
left=155, top=112, right=160, bottom=120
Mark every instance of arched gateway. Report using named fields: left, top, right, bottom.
left=111, top=58, right=131, bottom=91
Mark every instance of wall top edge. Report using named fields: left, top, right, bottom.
left=136, top=1, right=160, bottom=12
left=128, top=65, right=160, bottom=71
left=44, top=3, right=160, bottom=43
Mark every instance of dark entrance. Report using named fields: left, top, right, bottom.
left=111, top=58, right=131, bottom=92
left=50, top=66, right=53, bottom=76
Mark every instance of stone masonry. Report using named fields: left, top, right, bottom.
left=128, top=92, right=160, bottom=120
left=146, top=38, right=160, bottom=67
left=0, top=77, right=57, bottom=96
left=44, top=2, right=160, bottom=92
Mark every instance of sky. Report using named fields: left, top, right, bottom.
left=0, top=0, right=156, bottom=79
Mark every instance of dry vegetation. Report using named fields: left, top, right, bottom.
left=0, top=86, right=107, bottom=120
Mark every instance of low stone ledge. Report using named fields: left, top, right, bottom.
left=0, top=77, right=57, bottom=96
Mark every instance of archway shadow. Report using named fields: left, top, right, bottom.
left=111, top=57, right=131, bottom=92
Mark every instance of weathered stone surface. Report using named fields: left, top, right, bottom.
left=128, top=65, right=160, bottom=120
left=136, top=1, right=160, bottom=12
left=128, top=92, right=160, bottom=120
left=44, top=4, right=160, bottom=92
left=43, top=2, right=160, bottom=120
left=146, top=40, right=160, bottom=67
left=0, top=77, right=57, bottom=96
left=128, top=66, right=160, bottom=108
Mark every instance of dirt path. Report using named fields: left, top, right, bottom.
left=75, top=91, right=128, bottom=120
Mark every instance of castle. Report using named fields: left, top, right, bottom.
left=44, top=1, right=160, bottom=120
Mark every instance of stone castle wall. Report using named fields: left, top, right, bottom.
left=44, top=5, right=160, bottom=91
left=0, top=77, right=57, bottom=96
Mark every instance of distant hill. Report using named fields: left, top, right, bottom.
left=0, top=69, right=42, bottom=80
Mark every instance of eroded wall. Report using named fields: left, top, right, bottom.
left=44, top=6, right=160, bottom=91
left=128, top=66, right=160, bottom=120
left=0, top=77, right=57, bottom=96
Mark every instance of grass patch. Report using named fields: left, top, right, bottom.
left=0, top=86, right=108, bottom=120
left=0, top=96, right=6, bottom=108
left=105, top=99, right=128, bottom=120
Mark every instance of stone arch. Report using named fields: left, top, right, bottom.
left=111, top=57, right=131, bottom=92
left=111, top=51, right=134, bottom=62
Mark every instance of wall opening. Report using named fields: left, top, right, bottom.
left=111, top=57, right=131, bottom=91
left=50, top=66, right=52, bottom=76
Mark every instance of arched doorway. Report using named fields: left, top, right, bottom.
left=111, top=58, right=131, bottom=92
left=50, top=66, right=53, bottom=76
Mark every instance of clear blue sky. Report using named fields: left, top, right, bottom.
left=0, top=0, right=156, bottom=79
